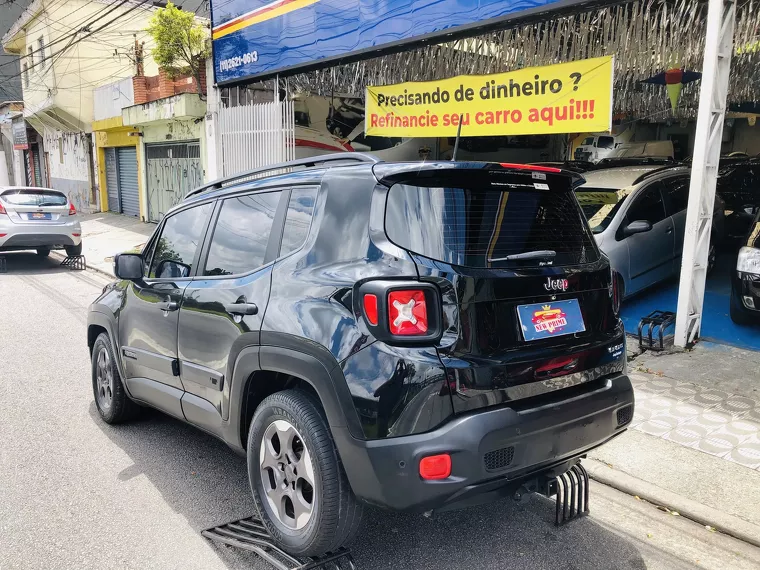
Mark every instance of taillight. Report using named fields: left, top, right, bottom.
left=611, top=270, right=621, bottom=316
left=419, top=454, right=451, bottom=480
left=0, top=201, right=6, bottom=215
left=388, top=289, right=428, bottom=335
left=68, top=202, right=77, bottom=216
left=500, top=162, right=561, bottom=173
left=363, top=294, right=378, bottom=326
left=358, top=281, right=441, bottom=344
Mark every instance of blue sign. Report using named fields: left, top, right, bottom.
left=517, top=299, right=586, bottom=342
left=211, top=0, right=593, bottom=84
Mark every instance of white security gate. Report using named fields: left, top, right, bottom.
left=217, top=99, right=295, bottom=178
left=146, top=141, right=203, bottom=222
left=105, top=148, right=119, bottom=213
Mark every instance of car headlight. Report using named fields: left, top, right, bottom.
left=737, top=246, right=760, bottom=274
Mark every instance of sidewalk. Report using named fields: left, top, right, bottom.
left=56, top=212, right=154, bottom=276
left=589, top=342, right=760, bottom=544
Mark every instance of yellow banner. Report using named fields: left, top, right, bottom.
left=365, top=56, right=613, bottom=137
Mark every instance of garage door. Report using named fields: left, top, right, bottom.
left=105, top=148, right=119, bottom=213
left=116, top=147, right=140, bottom=218
left=146, top=141, right=202, bottom=222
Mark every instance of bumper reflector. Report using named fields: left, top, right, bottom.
left=419, top=454, right=451, bottom=480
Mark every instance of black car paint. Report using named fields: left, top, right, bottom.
left=88, top=158, right=633, bottom=511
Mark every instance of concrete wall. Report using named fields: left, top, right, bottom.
left=43, top=129, right=93, bottom=211
left=94, top=77, right=135, bottom=122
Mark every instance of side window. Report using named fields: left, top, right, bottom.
left=203, top=190, right=282, bottom=276
left=150, top=203, right=213, bottom=278
left=662, top=176, right=690, bottom=215
left=280, top=186, right=318, bottom=257
left=626, top=184, right=667, bottom=226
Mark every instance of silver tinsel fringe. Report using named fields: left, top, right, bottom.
left=286, top=0, right=760, bottom=119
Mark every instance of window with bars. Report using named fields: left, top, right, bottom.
left=38, top=36, right=46, bottom=69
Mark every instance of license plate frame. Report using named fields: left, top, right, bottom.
left=30, top=212, right=51, bottom=220
left=517, top=299, right=586, bottom=342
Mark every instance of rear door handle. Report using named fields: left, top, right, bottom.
left=666, top=226, right=673, bottom=234
left=225, top=302, right=258, bottom=316
left=158, top=301, right=179, bottom=312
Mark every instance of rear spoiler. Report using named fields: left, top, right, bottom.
left=372, top=161, right=586, bottom=188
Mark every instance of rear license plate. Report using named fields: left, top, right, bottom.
left=30, top=212, right=51, bottom=220
left=517, top=299, right=586, bottom=342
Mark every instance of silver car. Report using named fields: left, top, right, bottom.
left=0, top=187, right=83, bottom=257
left=576, top=166, right=724, bottom=299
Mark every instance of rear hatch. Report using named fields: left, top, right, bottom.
left=379, top=163, right=625, bottom=414
left=0, top=188, right=71, bottom=225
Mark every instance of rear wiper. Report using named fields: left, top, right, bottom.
left=488, top=250, right=556, bottom=262
left=36, top=202, right=62, bottom=207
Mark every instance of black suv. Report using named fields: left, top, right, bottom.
left=87, top=154, right=633, bottom=557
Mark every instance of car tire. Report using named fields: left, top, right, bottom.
left=36, top=247, right=51, bottom=257
left=247, top=389, right=363, bottom=557
left=730, top=294, right=754, bottom=326
left=65, top=243, right=82, bottom=257
left=91, top=332, right=139, bottom=424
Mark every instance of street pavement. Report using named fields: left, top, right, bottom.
left=2, top=252, right=760, bottom=570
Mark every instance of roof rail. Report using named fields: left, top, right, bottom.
left=632, top=164, right=686, bottom=185
left=185, top=152, right=380, bottom=201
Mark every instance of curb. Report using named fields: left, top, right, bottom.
left=50, top=251, right=114, bottom=279
left=586, top=458, right=760, bottom=548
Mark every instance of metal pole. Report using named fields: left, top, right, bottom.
left=674, top=0, right=735, bottom=347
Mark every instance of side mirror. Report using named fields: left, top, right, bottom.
left=623, top=220, right=653, bottom=237
left=155, top=258, right=191, bottom=279
left=114, top=253, right=144, bottom=280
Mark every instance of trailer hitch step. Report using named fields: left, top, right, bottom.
left=550, top=462, right=590, bottom=525
left=202, top=516, right=356, bottom=570
left=60, top=255, right=86, bottom=270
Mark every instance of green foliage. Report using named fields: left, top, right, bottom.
left=146, top=2, right=209, bottom=81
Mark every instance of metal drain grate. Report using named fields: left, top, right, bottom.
left=617, top=405, right=633, bottom=427
left=484, top=446, right=515, bottom=471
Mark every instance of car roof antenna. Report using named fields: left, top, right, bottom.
left=451, top=114, right=464, bottom=161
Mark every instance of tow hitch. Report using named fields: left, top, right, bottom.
left=539, top=462, right=590, bottom=525
left=202, top=516, right=356, bottom=570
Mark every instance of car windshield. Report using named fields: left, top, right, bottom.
left=1, top=189, right=67, bottom=206
left=582, top=137, right=595, bottom=146
left=575, top=187, right=628, bottom=234
left=598, top=136, right=615, bottom=149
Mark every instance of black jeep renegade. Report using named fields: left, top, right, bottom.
left=87, top=154, right=633, bottom=557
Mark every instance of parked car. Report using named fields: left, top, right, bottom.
left=576, top=166, right=725, bottom=299
left=0, top=187, right=82, bottom=257
left=87, top=155, right=633, bottom=557
left=730, top=208, right=760, bottom=325
left=715, top=161, right=760, bottom=244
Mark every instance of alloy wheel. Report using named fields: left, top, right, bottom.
left=259, top=419, right=316, bottom=530
left=95, top=347, right=114, bottom=411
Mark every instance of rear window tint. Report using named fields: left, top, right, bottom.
left=1, top=189, right=67, bottom=206
left=385, top=184, right=599, bottom=268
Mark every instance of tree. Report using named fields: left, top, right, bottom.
left=146, top=2, right=209, bottom=99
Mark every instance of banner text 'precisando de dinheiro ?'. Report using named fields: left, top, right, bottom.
left=365, top=56, right=614, bottom=137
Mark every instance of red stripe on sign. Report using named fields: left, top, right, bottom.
left=214, top=0, right=302, bottom=33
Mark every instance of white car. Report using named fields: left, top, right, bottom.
left=0, top=187, right=82, bottom=257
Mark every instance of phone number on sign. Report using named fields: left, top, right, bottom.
left=220, top=51, right=259, bottom=72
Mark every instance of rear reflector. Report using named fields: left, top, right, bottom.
left=363, top=294, right=378, bottom=326
left=419, top=454, right=451, bottom=480
left=68, top=202, right=77, bottom=216
left=0, top=233, right=6, bottom=237
left=72, top=233, right=81, bottom=237
left=388, top=290, right=428, bottom=335
left=500, top=162, right=561, bottom=173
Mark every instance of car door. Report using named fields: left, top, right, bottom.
left=661, top=174, right=691, bottom=273
left=177, top=188, right=287, bottom=431
left=623, top=181, right=674, bottom=293
left=118, top=201, right=214, bottom=418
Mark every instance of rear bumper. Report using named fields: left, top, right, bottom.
left=333, top=372, right=634, bottom=511
left=0, top=221, right=82, bottom=251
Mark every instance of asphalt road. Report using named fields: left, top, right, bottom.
left=2, top=252, right=759, bottom=570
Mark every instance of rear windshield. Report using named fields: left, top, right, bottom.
left=1, top=189, right=67, bottom=206
left=575, top=187, right=628, bottom=234
left=598, top=136, right=615, bottom=149
left=385, top=183, right=599, bottom=268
